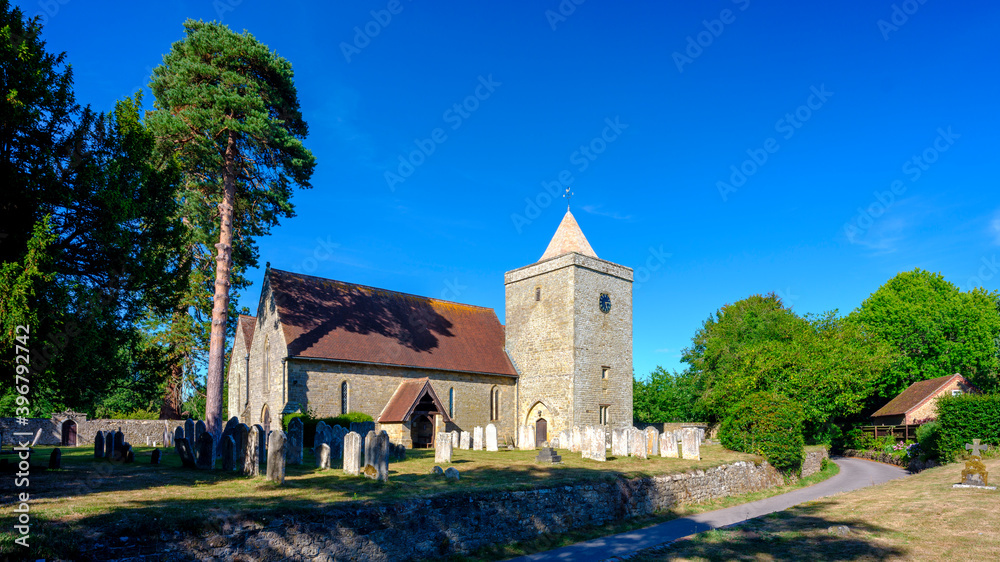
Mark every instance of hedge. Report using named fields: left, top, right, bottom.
left=719, top=391, right=805, bottom=474
left=935, top=393, right=1000, bottom=461
left=282, top=411, right=374, bottom=447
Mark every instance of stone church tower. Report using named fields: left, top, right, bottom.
left=505, top=209, right=633, bottom=441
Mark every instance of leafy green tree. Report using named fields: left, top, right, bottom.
left=681, top=293, right=894, bottom=440
left=633, top=367, right=706, bottom=423
left=148, top=20, right=316, bottom=437
left=849, top=269, right=1000, bottom=399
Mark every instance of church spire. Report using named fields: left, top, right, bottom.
left=539, top=209, right=598, bottom=262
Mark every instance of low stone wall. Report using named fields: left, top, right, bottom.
left=87, top=459, right=789, bottom=561
left=0, top=416, right=184, bottom=447
left=801, top=448, right=829, bottom=477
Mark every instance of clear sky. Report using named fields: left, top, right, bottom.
left=21, top=0, right=1000, bottom=379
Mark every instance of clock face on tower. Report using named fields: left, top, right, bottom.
left=599, top=293, right=611, bottom=314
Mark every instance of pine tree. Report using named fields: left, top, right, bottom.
left=148, top=20, right=316, bottom=437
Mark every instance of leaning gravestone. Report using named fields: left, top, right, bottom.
left=151, top=448, right=161, bottom=465
left=287, top=417, right=304, bottom=465
left=435, top=432, right=452, bottom=463
left=176, top=437, right=197, bottom=468
left=266, top=430, right=287, bottom=484
left=94, top=431, right=105, bottom=459
left=473, top=426, right=483, bottom=451
left=221, top=435, right=236, bottom=471
left=590, top=426, right=607, bottom=461
left=243, top=426, right=262, bottom=477
left=49, top=448, right=61, bottom=469
left=661, top=432, right=679, bottom=458
left=460, top=431, right=471, bottom=450
left=646, top=427, right=659, bottom=457
left=343, top=431, right=362, bottom=476
left=681, top=428, right=700, bottom=460
left=184, top=418, right=195, bottom=443
left=316, top=443, right=331, bottom=469
left=486, top=423, right=499, bottom=452
left=196, top=432, right=215, bottom=470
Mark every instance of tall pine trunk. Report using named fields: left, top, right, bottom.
left=204, top=130, right=237, bottom=439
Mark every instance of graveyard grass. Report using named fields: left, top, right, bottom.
left=626, top=457, right=1000, bottom=562
left=1, top=443, right=762, bottom=559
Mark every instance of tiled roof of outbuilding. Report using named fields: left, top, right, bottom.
left=268, top=268, right=517, bottom=377
left=871, top=373, right=964, bottom=417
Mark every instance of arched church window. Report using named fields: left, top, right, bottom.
left=535, top=287, right=541, bottom=301
left=449, top=387, right=455, bottom=418
left=341, top=381, right=349, bottom=415
left=491, top=386, right=501, bottom=421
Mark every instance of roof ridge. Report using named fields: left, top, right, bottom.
left=269, top=267, right=496, bottom=312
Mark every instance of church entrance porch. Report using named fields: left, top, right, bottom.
left=412, top=415, right=434, bottom=448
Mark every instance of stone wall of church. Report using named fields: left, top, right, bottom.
left=285, top=360, right=518, bottom=443
left=505, top=256, right=578, bottom=437
left=572, top=255, right=633, bottom=429
left=241, top=272, right=290, bottom=433
left=226, top=322, right=250, bottom=421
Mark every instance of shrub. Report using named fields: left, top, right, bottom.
left=282, top=411, right=375, bottom=447
left=719, top=391, right=805, bottom=474
left=935, top=394, right=1000, bottom=461
left=329, top=411, right=374, bottom=429
left=916, top=421, right=941, bottom=459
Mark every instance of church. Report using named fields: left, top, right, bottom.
left=227, top=209, right=633, bottom=447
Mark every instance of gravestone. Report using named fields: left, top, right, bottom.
left=435, top=432, right=452, bottom=463
left=176, top=437, right=197, bottom=468
left=314, top=421, right=331, bottom=453
left=350, top=422, right=375, bottom=449
left=196, top=432, right=215, bottom=469
left=174, top=427, right=184, bottom=450
left=956, top=439, right=991, bottom=488
left=316, top=443, right=331, bottom=469
left=660, top=432, right=678, bottom=458
left=224, top=416, right=240, bottom=436
left=343, top=431, right=362, bottom=476
left=517, top=426, right=528, bottom=450
left=287, top=417, right=304, bottom=465
left=221, top=435, right=236, bottom=471
left=646, top=427, right=659, bottom=457
left=431, top=465, right=444, bottom=476
left=266, top=430, right=287, bottom=484
left=630, top=429, right=648, bottom=459
left=330, top=429, right=345, bottom=461
left=560, top=430, right=571, bottom=450
left=194, top=420, right=206, bottom=445
left=460, top=431, right=471, bottom=450
left=590, top=426, right=607, bottom=461
left=244, top=426, right=262, bottom=477
left=681, top=428, right=701, bottom=460
left=572, top=426, right=582, bottom=453
left=486, top=423, right=499, bottom=452
left=104, top=432, right=115, bottom=459
left=94, top=431, right=105, bottom=459
left=184, top=419, right=195, bottom=443
left=364, top=431, right=389, bottom=482
left=473, top=426, right=483, bottom=451
left=49, top=448, right=61, bottom=469
left=550, top=435, right=560, bottom=449
left=112, top=431, right=125, bottom=461
left=253, top=424, right=266, bottom=467
left=124, top=445, right=134, bottom=464
left=526, top=425, right=536, bottom=449
left=391, top=443, right=406, bottom=462
left=612, top=428, right=627, bottom=457
left=363, top=430, right=378, bottom=471
left=444, top=466, right=460, bottom=480
left=233, top=424, right=249, bottom=471
left=581, top=426, right=592, bottom=459
left=450, top=430, right=459, bottom=449
left=536, top=447, right=562, bottom=463
left=151, top=448, right=161, bottom=465
left=162, top=427, right=171, bottom=448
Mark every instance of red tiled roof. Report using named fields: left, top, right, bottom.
left=268, top=268, right=517, bottom=377
left=871, top=374, right=962, bottom=417
left=238, top=315, right=256, bottom=349
left=378, top=378, right=451, bottom=423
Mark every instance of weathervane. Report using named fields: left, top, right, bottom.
left=564, top=186, right=573, bottom=210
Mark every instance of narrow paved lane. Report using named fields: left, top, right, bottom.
left=505, top=457, right=908, bottom=562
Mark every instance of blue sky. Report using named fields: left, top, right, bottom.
left=23, top=0, right=1000, bottom=379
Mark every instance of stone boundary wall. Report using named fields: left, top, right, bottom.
left=801, top=448, right=829, bottom=477
left=89, top=458, right=800, bottom=561
left=0, top=417, right=185, bottom=447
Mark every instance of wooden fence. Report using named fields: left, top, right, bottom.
left=860, top=424, right=920, bottom=441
